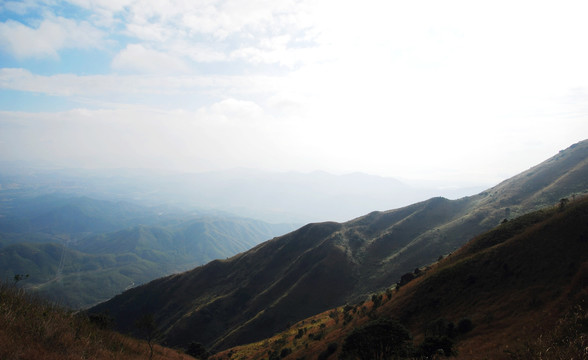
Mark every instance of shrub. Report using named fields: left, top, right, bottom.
left=371, top=294, right=383, bottom=308
left=399, top=272, right=415, bottom=286
left=186, top=342, right=209, bottom=359
left=341, top=319, right=412, bottom=360
left=418, top=336, right=454, bottom=357
left=317, top=342, right=338, bottom=360
left=457, top=318, right=474, bottom=334
left=88, top=312, right=113, bottom=330
left=425, top=318, right=456, bottom=338
left=343, top=312, right=354, bottom=325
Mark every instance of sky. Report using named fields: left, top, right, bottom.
left=0, top=0, right=587, bottom=186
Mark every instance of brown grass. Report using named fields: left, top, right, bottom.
left=0, top=281, right=194, bottom=360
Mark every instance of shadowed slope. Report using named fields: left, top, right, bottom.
left=215, top=196, right=588, bottom=360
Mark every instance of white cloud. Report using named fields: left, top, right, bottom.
left=0, top=102, right=284, bottom=172
left=168, top=41, right=227, bottom=63
left=111, top=44, right=190, bottom=74
left=0, top=68, right=281, bottom=103
left=0, top=16, right=105, bottom=58
left=205, top=98, right=265, bottom=124
left=2, top=0, right=588, bottom=183
left=1, top=0, right=45, bottom=15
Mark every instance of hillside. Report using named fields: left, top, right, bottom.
left=90, top=140, right=588, bottom=352
left=215, top=195, right=588, bottom=360
left=0, top=195, right=293, bottom=308
left=0, top=280, right=195, bottom=360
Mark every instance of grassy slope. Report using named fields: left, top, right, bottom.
left=213, top=197, right=588, bottom=360
left=0, top=281, right=194, bottom=360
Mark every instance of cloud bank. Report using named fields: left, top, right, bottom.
left=0, top=0, right=587, bottom=185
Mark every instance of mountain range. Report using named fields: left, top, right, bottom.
left=90, top=140, right=588, bottom=353
left=0, top=194, right=293, bottom=308
left=0, top=163, right=485, bottom=224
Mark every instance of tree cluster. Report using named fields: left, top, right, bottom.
left=341, top=317, right=474, bottom=359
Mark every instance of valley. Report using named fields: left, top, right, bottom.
left=0, top=194, right=294, bottom=308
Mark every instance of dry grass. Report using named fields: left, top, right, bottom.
left=502, top=303, right=588, bottom=360
left=209, top=198, right=588, bottom=360
left=0, top=281, right=194, bottom=360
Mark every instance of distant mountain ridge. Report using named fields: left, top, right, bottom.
left=0, top=194, right=166, bottom=235
left=0, top=195, right=294, bottom=308
left=91, top=139, right=588, bottom=352
left=0, top=164, right=487, bottom=224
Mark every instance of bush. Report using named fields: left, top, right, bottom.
left=317, top=342, right=338, bottom=360
left=88, top=312, right=113, bottom=330
left=418, top=336, right=454, bottom=357
left=457, top=318, right=473, bottom=334
left=371, top=294, right=383, bottom=308
left=341, top=319, right=412, bottom=360
left=425, top=318, right=456, bottom=338
left=399, top=272, right=415, bottom=287
left=186, top=342, right=209, bottom=359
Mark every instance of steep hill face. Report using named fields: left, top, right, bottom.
left=216, top=195, right=588, bottom=360
left=91, top=140, right=588, bottom=352
left=385, top=197, right=588, bottom=358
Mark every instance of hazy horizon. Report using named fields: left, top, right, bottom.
left=1, top=1, right=587, bottom=187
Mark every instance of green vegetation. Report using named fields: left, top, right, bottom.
left=0, top=195, right=291, bottom=308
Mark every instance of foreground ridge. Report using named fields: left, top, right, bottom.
left=213, top=196, right=588, bottom=360
left=0, top=281, right=194, bottom=360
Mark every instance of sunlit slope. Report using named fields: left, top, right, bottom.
left=217, top=195, right=588, bottom=360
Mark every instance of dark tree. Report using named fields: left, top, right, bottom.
left=12, top=273, right=29, bottom=285
left=457, top=318, right=474, bottom=334
left=135, top=313, right=160, bottom=360
left=341, top=319, right=412, bottom=360
left=418, top=336, right=454, bottom=357
left=186, top=342, right=209, bottom=359
left=399, top=272, right=415, bottom=287
left=425, top=318, right=456, bottom=338
left=88, top=312, right=113, bottom=330
left=559, top=198, right=569, bottom=211
left=318, top=343, right=338, bottom=360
